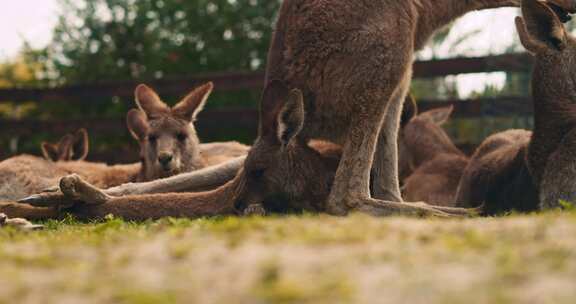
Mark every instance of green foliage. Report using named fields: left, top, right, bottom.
left=46, top=0, right=281, bottom=84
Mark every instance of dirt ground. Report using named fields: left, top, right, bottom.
left=1, top=212, right=575, bottom=304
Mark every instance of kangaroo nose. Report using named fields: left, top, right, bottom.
left=158, top=153, right=173, bottom=166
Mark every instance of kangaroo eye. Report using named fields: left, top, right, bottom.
left=250, top=169, right=266, bottom=179
left=176, top=132, right=187, bottom=142
left=148, top=135, right=158, bottom=144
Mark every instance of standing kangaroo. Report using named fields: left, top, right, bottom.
left=455, top=0, right=576, bottom=214
left=261, top=0, right=576, bottom=216
left=400, top=105, right=469, bottom=206
left=17, top=82, right=471, bottom=220
left=0, top=82, right=242, bottom=203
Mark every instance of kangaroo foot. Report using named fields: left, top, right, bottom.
left=243, top=204, right=266, bottom=216
left=18, top=192, right=75, bottom=208
left=0, top=213, right=44, bottom=231
left=60, top=174, right=112, bottom=205
left=407, top=202, right=479, bottom=217
left=328, top=196, right=472, bottom=217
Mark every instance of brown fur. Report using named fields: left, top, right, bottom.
left=456, top=0, right=576, bottom=214
left=400, top=105, right=469, bottom=206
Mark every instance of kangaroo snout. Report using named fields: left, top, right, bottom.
left=158, top=153, right=174, bottom=167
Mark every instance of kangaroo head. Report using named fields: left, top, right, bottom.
left=236, top=80, right=335, bottom=213
left=41, top=128, right=89, bottom=162
left=516, top=0, right=576, bottom=105
left=127, top=83, right=212, bottom=181
left=398, top=104, right=458, bottom=175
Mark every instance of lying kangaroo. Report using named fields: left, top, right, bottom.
left=455, top=0, right=576, bottom=214
left=41, top=129, right=89, bottom=162
left=0, top=82, right=248, bottom=203
left=400, top=105, right=469, bottom=206
left=16, top=81, right=474, bottom=221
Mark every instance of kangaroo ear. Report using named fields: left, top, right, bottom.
left=259, top=81, right=305, bottom=145
left=172, top=82, right=213, bottom=121
left=57, top=134, right=75, bottom=161
left=400, top=94, right=418, bottom=129
left=71, top=128, right=89, bottom=161
left=260, top=80, right=289, bottom=138
left=421, top=105, right=454, bottom=126
left=134, top=84, right=170, bottom=118
left=276, top=89, right=305, bottom=146
left=43, top=134, right=74, bottom=161
left=518, top=0, right=567, bottom=53
left=41, top=142, right=59, bottom=161
left=127, top=109, right=150, bottom=141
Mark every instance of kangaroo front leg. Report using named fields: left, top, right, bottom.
left=371, top=75, right=411, bottom=202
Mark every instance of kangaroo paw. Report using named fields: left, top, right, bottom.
left=243, top=204, right=266, bottom=217
left=60, top=174, right=111, bottom=205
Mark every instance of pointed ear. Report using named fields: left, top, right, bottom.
left=134, top=84, right=169, bottom=118
left=422, top=105, right=454, bottom=126
left=172, top=82, right=213, bottom=121
left=71, top=128, right=89, bottom=161
left=126, top=109, right=150, bottom=141
left=518, top=0, right=567, bottom=52
left=56, top=134, right=74, bottom=160
left=259, top=80, right=289, bottom=141
left=276, top=89, right=305, bottom=145
left=400, top=94, right=418, bottom=128
left=41, top=142, right=59, bottom=161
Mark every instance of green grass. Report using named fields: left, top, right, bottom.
left=1, top=212, right=576, bottom=304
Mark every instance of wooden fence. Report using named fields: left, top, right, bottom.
left=0, top=53, right=535, bottom=161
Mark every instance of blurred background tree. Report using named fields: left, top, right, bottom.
left=44, top=0, right=281, bottom=85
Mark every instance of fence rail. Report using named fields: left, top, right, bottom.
left=0, top=53, right=533, bottom=103
left=0, top=53, right=536, bottom=161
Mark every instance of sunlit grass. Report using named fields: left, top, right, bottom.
left=1, top=211, right=576, bottom=303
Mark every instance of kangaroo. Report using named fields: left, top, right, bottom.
left=400, top=105, right=469, bottom=206
left=15, top=81, right=474, bottom=221
left=455, top=0, right=576, bottom=215
left=0, top=82, right=240, bottom=203
left=41, top=128, right=90, bottom=162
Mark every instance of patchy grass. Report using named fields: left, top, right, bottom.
left=1, top=211, right=576, bottom=304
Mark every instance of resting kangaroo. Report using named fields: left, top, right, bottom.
left=0, top=82, right=247, bottom=203
left=17, top=82, right=473, bottom=221
left=41, top=128, right=90, bottom=162
left=400, top=105, right=469, bottom=206
left=455, top=0, right=576, bottom=214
